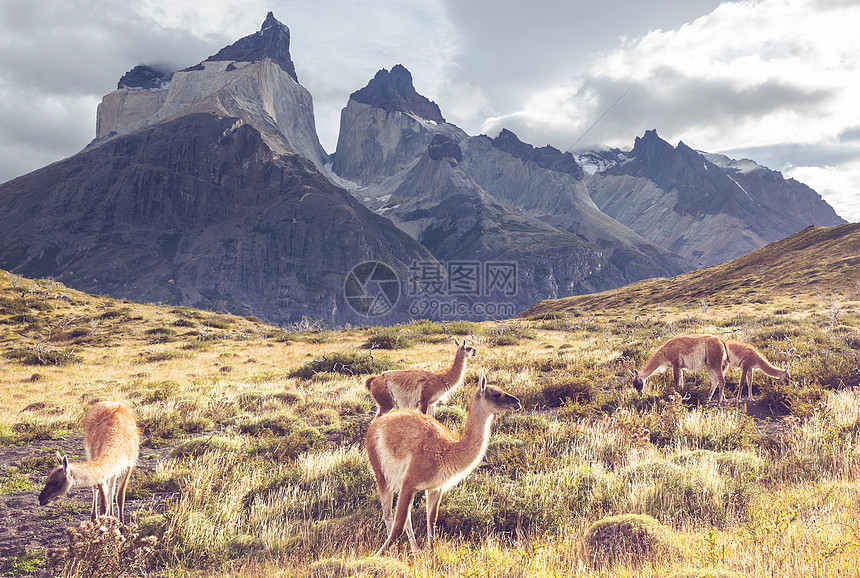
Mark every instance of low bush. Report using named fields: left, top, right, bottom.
left=583, top=513, right=670, bottom=568
left=289, top=351, right=397, bottom=379
left=364, top=327, right=414, bottom=349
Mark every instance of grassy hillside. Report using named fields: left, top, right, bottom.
left=520, top=223, right=860, bottom=316
left=1, top=222, right=859, bottom=577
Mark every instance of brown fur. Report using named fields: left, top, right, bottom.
left=726, top=340, right=790, bottom=401
left=365, top=339, right=476, bottom=418
left=39, top=401, right=140, bottom=522
left=632, top=334, right=729, bottom=403
left=365, top=371, right=520, bottom=556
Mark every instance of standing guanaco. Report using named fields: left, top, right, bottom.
left=39, top=401, right=140, bottom=523
left=365, top=338, right=476, bottom=418
left=631, top=334, right=729, bottom=403
left=365, top=371, right=521, bottom=555
left=725, top=340, right=790, bottom=401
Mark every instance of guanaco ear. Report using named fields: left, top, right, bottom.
left=454, top=338, right=461, bottom=347
left=478, top=370, right=487, bottom=391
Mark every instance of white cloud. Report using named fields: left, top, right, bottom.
left=481, top=0, right=860, bottom=220
left=786, top=162, right=860, bottom=223
left=0, top=0, right=857, bottom=222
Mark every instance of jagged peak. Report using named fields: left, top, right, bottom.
left=203, top=12, right=298, bottom=82
left=349, top=64, right=445, bottom=123
left=117, top=65, right=173, bottom=91
left=491, top=129, right=583, bottom=178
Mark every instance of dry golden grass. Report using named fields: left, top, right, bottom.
left=2, top=258, right=860, bottom=577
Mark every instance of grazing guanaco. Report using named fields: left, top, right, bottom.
left=365, top=371, right=521, bottom=556
left=725, top=340, right=790, bottom=401
left=365, top=338, right=476, bottom=418
left=631, top=334, right=729, bottom=403
left=39, top=401, right=140, bottom=523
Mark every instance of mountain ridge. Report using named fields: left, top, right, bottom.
left=0, top=13, right=849, bottom=325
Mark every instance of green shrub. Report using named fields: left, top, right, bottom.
left=540, top=373, right=605, bottom=409
left=169, top=436, right=240, bottom=458
left=484, top=324, right=534, bottom=346
left=244, top=449, right=376, bottom=518
left=289, top=351, right=397, bottom=380
left=247, top=427, right=325, bottom=461
left=444, top=320, right=479, bottom=335
left=5, top=346, right=82, bottom=366
left=434, top=404, right=466, bottom=430
left=202, top=316, right=233, bottom=329
left=759, top=380, right=826, bottom=417
left=139, top=412, right=211, bottom=445
left=621, top=458, right=744, bottom=525
left=0, top=550, right=45, bottom=576
left=365, top=327, right=414, bottom=349
left=584, top=513, right=670, bottom=568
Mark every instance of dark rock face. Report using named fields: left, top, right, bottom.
left=0, top=113, right=432, bottom=325
left=427, top=134, right=462, bottom=163
left=117, top=65, right=173, bottom=90
left=492, top=129, right=583, bottom=178
left=205, top=12, right=299, bottom=82
left=350, top=64, right=445, bottom=123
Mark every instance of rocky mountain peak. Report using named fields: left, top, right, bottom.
left=630, top=129, right=674, bottom=161
left=204, top=11, right=298, bottom=82
left=349, top=64, right=445, bottom=123
left=117, top=65, right=173, bottom=90
left=491, top=129, right=583, bottom=178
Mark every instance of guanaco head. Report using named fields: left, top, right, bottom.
left=475, top=371, right=521, bottom=412
left=454, top=338, right=477, bottom=359
left=631, top=369, right=645, bottom=393
left=780, top=369, right=791, bottom=385
left=38, top=452, right=71, bottom=506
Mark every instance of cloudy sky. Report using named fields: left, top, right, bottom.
left=1, top=0, right=858, bottom=221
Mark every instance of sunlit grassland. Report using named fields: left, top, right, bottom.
left=1, top=270, right=860, bottom=577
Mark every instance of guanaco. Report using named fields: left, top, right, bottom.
left=725, top=340, right=790, bottom=401
left=365, top=338, right=476, bottom=418
left=39, top=401, right=140, bottom=523
left=631, top=334, right=729, bottom=403
left=365, top=371, right=521, bottom=555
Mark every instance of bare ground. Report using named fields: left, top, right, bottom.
left=0, top=436, right=175, bottom=577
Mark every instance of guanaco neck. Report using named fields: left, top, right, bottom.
left=638, top=354, right=665, bottom=380
left=755, top=357, right=786, bottom=378
left=443, top=348, right=469, bottom=386
left=449, top=396, right=494, bottom=469
left=67, top=459, right=116, bottom=487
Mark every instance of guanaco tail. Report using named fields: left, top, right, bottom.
left=725, top=340, right=790, bottom=401
left=365, top=371, right=521, bottom=556
left=365, top=338, right=476, bottom=418
left=39, top=401, right=140, bottom=523
left=632, top=334, right=729, bottom=403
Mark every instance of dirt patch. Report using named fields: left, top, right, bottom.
left=0, top=436, right=175, bottom=577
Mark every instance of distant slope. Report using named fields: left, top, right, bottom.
left=519, top=223, right=860, bottom=316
